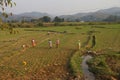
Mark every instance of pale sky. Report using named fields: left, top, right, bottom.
left=5, top=0, right=120, bottom=15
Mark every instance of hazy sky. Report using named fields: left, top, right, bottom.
left=5, top=0, right=120, bottom=15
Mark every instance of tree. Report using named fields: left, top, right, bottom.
left=0, top=0, right=16, bottom=17
left=53, top=16, right=64, bottom=22
left=41, top=16, right=51, bottom=22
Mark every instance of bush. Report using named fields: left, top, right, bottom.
left=37, top=22, right=43, bottom=26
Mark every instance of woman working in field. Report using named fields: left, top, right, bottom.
left=31, top=39, right=36, bottom=47
left=56, top=39, right=60, bottom=48
left=77, top=40, right=81, bottom=50
left=48, top=39, right=52, bottom=48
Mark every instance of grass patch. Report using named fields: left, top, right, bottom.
left=87, top=50, right=120, bottom=80
left=70, top=51, right=83, bottom=78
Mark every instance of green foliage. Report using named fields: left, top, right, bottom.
left=37, top=22, right=43, bottom=27
left=0, top=0, right=15, bottom=9
left=0, top=0, right=16, bottom=18
left=70, top=51, right=83, bottom=77
left=40, top=16, right=51, bottom=22
left=87, top=56, right=113, bottom=75
left=87, top=50, right=120, bottom=79
left=54, top=22, right=60, bottom=26
left=53, top=16, right=64, bottom=22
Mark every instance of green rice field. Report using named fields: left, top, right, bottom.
left=0, top=24, right=120, bottom=80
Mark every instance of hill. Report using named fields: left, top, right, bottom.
left=60, top=7, right=120, bottom=21
left=1, top=7, right=120, bottom=22
left=1, top=12, right=53, bottom=22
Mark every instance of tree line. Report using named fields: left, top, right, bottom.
left=31, top=16, right=64, bottom=23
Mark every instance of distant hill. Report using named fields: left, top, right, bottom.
left=1, top=7, right=120, bottom=22
left=60, top=7, right=120, bottom=21
left=97, top=7, right=120, bottom=16
left=18, top=12, right=53, bottom=18
left=1, top=12, right=53, bottom=22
